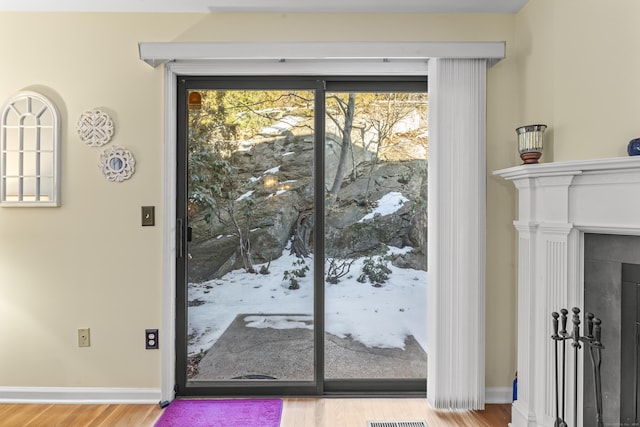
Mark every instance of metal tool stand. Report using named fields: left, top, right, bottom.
left=551, top=307, right=605, bottom=427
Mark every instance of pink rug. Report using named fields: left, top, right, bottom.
left=154, top=399, right=283, bottom=427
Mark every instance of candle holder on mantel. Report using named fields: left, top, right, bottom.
left=516, top=124, right=547, bottom=164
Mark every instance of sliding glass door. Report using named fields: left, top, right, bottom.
left=323, top=88, right=428, bottom=392
left=175, top=76, right=427, bottom=397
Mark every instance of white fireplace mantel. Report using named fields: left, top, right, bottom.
left=494, top=156, right=640, bottom=427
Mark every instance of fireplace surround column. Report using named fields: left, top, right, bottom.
left=510, top=174, right=579, bottom=426
left=494, top=157, right=640, bottom=427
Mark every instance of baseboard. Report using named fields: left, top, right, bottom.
left=0, top=387, right=162, bottom=404
left=0, top=385, right=508, bottom=405
left=485, top=386, right=513, bottom=404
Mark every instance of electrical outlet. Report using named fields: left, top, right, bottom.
left=141, top=206, right=155, bottom=226
left=78, top=328, right=90, bottom=347
left=145, top=329, right=159, bottom=349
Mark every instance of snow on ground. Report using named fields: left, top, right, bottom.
left=263, top=166, right=281, bottom=175
left=266, top=190, right=288, bottom=199
left=237, top=140, right=253, bottom=152
left=261, top=115, right=305, bottom=135
left=244, top=315, right=313, bottom=330
left=359, top=192, right=409, bottom=222
left=235, top=190, right=255, bottom=202
left=188, top=245, right=427, bottom=356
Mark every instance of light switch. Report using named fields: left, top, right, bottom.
left=141, top=206, right=155, bottom=226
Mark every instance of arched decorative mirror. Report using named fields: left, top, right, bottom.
left=0, top=91, right=61, bottom=206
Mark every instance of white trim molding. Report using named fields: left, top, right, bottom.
left=494, top=156, right=640, bottom=427
left=0, top=387, right=161, bottom=404
left=486, top=387, right=514, bottom=404
left=138, top=41, right=505, bottom=68
left=0, top=0, right=529, bottom=14
left=160, top=63, right=178, bottom=404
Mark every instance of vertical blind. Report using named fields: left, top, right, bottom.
left=427, top=58, right=487, bottom=410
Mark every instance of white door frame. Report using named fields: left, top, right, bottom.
left=139, top=41, right=505, bottom=402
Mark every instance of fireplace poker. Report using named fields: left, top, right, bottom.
left=553, top=308, right=605, bottom=427
left=571, top=308, right=582, bottom=427
left=552, top=312, right=563, bottom=427
left=561, top=308, right=569, bottom=425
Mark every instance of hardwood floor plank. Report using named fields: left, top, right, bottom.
left=0, top=403, right=18, bottom=417
left=91, top=404, right=162, bottom=427
left=1, top=404, right=52, bottom=427
left=85, top=405, right=120, bottom=427
left=24, top=404, right=108, bottom=427
left=0, top=399, right=510, bottom=427
left=281, top=398, right=511, bottom=427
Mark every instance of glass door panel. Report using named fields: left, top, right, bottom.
left=323, top=91, right=428, bottom=380
left=177, top=77, right=428, bottom=396
left=184, top=88, right=316, bottom=384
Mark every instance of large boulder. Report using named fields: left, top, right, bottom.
left=188, top=129, right=428, bottom=283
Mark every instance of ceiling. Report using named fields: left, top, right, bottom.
left=0, top=0, right=529, bottom=14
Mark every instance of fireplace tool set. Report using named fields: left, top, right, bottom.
left=551, top=307, right=605, bottom=427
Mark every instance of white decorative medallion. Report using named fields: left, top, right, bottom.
left=99, top=146, right=135, bottom=182
left=77, top=109, right=114, bottom=146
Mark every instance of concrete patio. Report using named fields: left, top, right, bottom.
left=193, top=313, right=427, bottom=381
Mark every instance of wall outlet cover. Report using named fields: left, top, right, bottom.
left=145, top=329, right=159, bottom=349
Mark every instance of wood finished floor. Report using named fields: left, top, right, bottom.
left=0, top=399, right=511, bottom=427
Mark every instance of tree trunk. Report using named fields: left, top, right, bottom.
left=364, top=138, right=383, bottom=201
left=290, top=211, right=314, bottom=258
left=228, top=201, right=255, bottom=273
left=327, top=93, right=356, bottom=203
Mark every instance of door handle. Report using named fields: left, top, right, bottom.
left=177, top=218, right=184, bottom=258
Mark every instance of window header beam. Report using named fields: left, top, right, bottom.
left=138, top=41, right=505, bottom=69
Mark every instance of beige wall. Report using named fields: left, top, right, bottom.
left=515, top=0, right=640, bottom=161
left=5, top=4, right=634, bottom=393
left=498, top=0, right=640, bottom=393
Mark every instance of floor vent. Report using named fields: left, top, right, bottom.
left=367, top=421, right=427, bottom=427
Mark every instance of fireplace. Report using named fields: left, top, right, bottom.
left=494, top=157, right=640, bottom=427
left=621, top=263, right=640, bottom=426
left=584, top=234, right=640, bottom=426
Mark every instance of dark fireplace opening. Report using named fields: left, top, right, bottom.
left=584, top=234, right=640, bottom=427
left=621, top=263, right=640, bottom=426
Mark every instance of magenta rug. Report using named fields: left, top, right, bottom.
left=154, top=399, right=283, bottom=427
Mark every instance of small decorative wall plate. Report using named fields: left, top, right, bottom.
left=99, top=146, right=135, bottom=182
left=77, top=109, right=114, bottom=146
